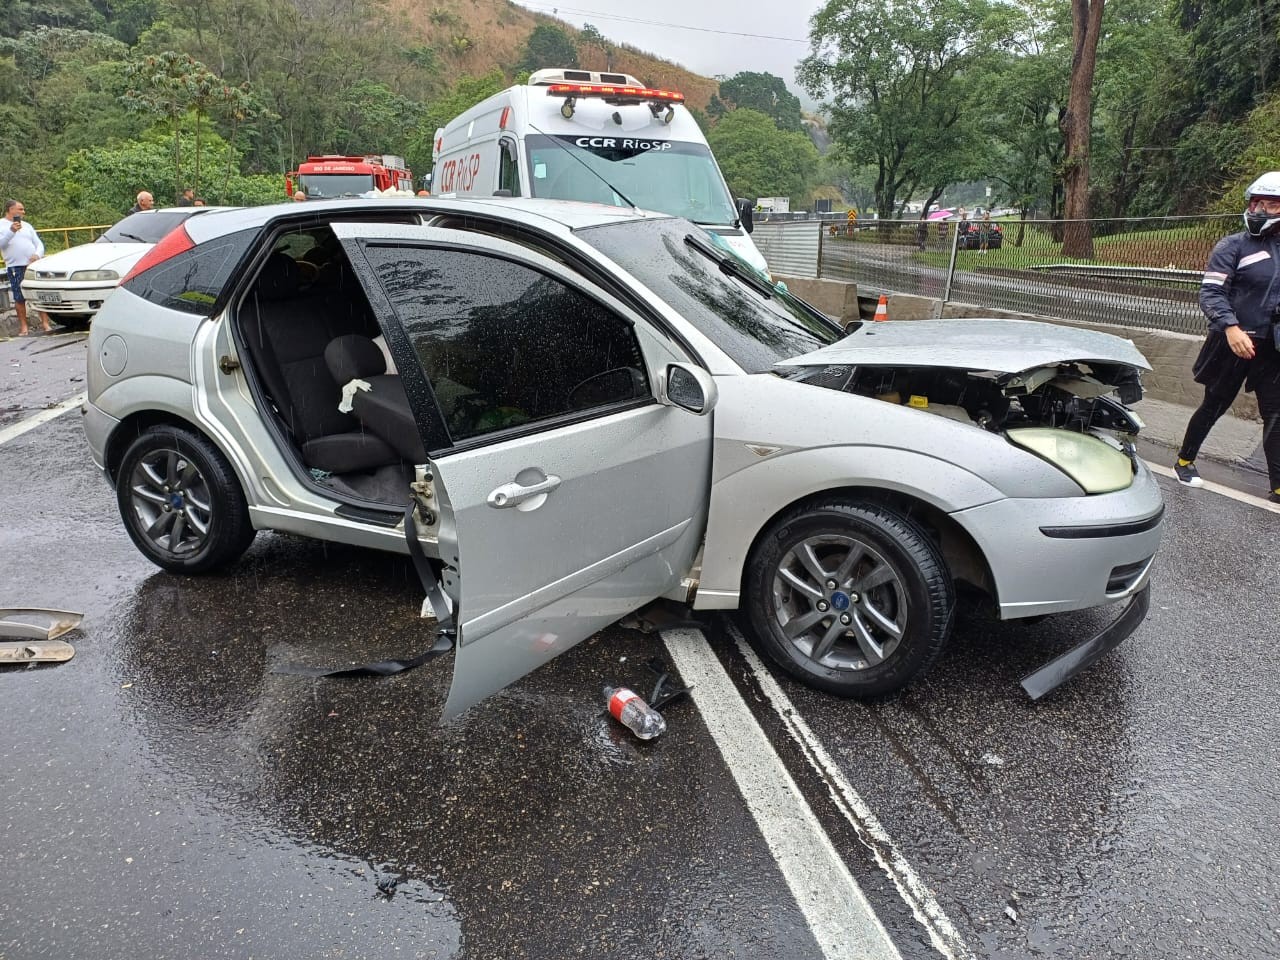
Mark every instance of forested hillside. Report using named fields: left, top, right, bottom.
left=0, top=0, right=720, bottom=227
left=2, top=0, right=1277, bottom=232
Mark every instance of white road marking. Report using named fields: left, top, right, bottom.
left=661, top=627, right=903, bottom=960
left=723, top=622, right=977, bottom=960
left=0, top=392, right=86, bottom=447
left=1145, top=461, right=1280, bottom=514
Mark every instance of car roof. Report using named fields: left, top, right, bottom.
left=181, top=196, right=674, bottom=243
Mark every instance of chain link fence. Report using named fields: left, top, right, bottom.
left=754, top=215, right=1239, bottom=335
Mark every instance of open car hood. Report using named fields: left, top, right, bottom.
left=776, top=319, right=1151, bottom=375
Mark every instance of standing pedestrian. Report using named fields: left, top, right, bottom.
left=293, top=190, right=307, bottom=202
left=1174, top=171, right=1280, bottom=503
left=1, top=199, right=53, bottom=337
left=978, top=211, right=992, bottom=254
left=128, top=191, right=154, bottom=214
left=177, top=187, right=195, bottom=207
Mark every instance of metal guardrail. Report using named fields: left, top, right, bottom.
left=754, top=215, right=1236, bottom=336
left=1029, top=263, right=1203, bottom=285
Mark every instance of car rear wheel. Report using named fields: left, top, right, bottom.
left=116, top=426, right=255, bottom=574
left=745, top=499, right=955, bottom=698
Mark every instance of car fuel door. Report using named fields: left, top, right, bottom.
left=333, top=223, right=714, bottom=720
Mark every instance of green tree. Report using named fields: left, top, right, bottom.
left=977, top=1, right=1067, bottom=221
left=717, top=71, right=803, bottom=132
left=798, top=0, right=1016, bottom=219
left=706, top=108, right=818, bottom=202
left=61, top=131, right=280, bottom=219
left=579, top=23, right=612, bottom=69
left=519, top=24, right=577, bottom=72
left=409, top=69, right=512, bottom=175
left=1059, top=0, right=1105, bottom=257
left=122, top=51, right=206, bottom=194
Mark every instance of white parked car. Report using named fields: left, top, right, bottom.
left=21, top=207, right=222, bottom=330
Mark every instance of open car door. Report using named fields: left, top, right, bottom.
left=332, top=223, right=714, bottom=720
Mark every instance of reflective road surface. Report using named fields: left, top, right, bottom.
left=2, top=333, right=1279, bottom=959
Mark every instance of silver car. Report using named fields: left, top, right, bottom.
left=84, top=197, right=1163, bottom=718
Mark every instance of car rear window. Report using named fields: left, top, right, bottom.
left=99, top=210, right=204, bottom=244
left=120, top=228, right=256, bottom=315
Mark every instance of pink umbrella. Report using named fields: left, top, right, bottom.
left=926, top=208, right=955, bottom=221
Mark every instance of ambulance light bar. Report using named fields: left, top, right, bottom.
left=545, top=83, right=685, bottom=105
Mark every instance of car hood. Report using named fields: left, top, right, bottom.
left=775, top=318, right=1151, bottom=375
left=31, top=242, right=151, bottom=274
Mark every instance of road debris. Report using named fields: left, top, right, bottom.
left=0, top=608, right=83, bottom=667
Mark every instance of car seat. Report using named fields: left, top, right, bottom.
left=324, top=334, right=428, bottom=463
left=239, top=252, right=400, bottom=473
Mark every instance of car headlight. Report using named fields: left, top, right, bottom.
left=69, top=270, right=119, bottom=282
left=1007, top=427, right=1134, bottom=494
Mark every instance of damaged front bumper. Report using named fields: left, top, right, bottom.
left=1020, top=584, right=1150, bottom=699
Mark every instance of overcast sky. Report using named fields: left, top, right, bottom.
left=511, top=0, right=826, bottom=101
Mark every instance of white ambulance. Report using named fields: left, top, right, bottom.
left=430, top=68, right=768, bottom=273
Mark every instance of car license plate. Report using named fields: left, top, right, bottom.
left=35, top=291, right=62, bottom=304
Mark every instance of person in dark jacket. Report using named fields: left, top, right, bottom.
left=1175, top=171, right=1280, bottom=502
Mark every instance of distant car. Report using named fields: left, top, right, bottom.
left=20, top=207, right=224, bottom=330
left=957, top=220, right=1003, bottom=250
left=83, top=197, right=1162, bottom=720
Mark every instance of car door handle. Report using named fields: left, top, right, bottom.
left=486, top=474, right=562, bottom=508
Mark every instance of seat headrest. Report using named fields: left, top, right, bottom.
left=325, top=334, right=386, bottom=385
left=255, top=252, right=301, bottom=302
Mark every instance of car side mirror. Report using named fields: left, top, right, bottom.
left=736, top=198, right=754, bottom=234
left=662, top=363, right=717, bottom=415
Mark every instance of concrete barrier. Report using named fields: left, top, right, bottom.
left=778, top=276, right=860, bottom=325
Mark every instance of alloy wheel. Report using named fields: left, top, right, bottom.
left=770, top=533, right=907, bottom=670
left=127, top=447, right=214, bottom=559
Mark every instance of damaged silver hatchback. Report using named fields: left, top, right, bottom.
left=83, top=198, right=1163, bottom=717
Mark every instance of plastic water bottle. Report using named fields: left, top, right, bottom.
left=603, top=686, right=666, bottom=740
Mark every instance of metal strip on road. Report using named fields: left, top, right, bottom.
left=0, top=392, right=86, bottom=447
left=661, top=627, right=903, bottom=960
left=1144, top=461, right=1280, bottom=513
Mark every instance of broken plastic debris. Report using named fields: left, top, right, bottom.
left=0, top=607, right=83, bottom=641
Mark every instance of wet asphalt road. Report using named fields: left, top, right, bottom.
left=3, top=332, right=1280, bottom=959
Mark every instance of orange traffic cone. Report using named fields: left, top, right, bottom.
left=873, top=294, right=889, bottom=322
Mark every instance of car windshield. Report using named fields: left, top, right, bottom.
left=99, top=209, right=201, bottom=244
left=526, top=134, right=738, bottom=226
left=300, top=174, right=375, bottom=198
left=579, top=217, right=842, bottom=372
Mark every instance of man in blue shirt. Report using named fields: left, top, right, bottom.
left=0, top=199, right=52, bottom=337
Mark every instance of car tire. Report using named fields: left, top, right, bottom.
left=744, top=498, right=955, bottom=698
left=116, top=426, right=255, bottom=574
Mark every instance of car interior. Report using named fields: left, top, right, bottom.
left=234, top=223, right=422, bottom=508
left=232, top=215, right=651, bottom=513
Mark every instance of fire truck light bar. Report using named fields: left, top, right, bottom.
left=546, top=83, right=685, bottom=104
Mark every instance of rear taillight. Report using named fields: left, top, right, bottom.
left=121, top=224, right=195, bottom=284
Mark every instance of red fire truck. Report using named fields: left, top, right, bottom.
left=285, top=154, right=414, bottom=198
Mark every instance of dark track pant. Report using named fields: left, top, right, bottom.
left=1179, top=339, right=1280, bottom=490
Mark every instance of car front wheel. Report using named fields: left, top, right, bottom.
left=116, top=426, right=255, bottom=573
left=745, top=499, right=955, bottom=697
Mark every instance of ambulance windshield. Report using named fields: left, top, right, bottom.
left=525, top=134, right=737, bottom=226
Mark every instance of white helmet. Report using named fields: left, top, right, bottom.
left=1243, top=171, right=1280, bottom=237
